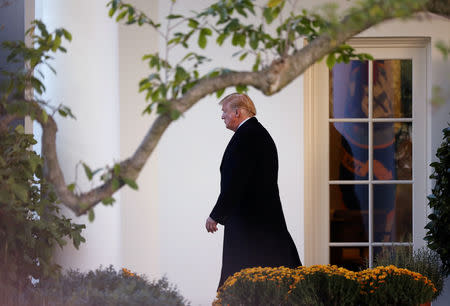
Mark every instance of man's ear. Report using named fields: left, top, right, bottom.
left=234, top=109, right=239, bottom=117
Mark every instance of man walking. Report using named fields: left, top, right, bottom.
left=206, top=93, right=301, bottom=289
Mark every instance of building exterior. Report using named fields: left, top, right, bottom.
left=2, top=0, right=449, bottom=305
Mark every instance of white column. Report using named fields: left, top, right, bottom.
left=36, top=0, right=121, bottom=270
left=118, top=0, right=161, bottom=279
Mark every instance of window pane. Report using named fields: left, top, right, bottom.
left=330, top=184, right=368, bottom=242
left=373, top=60, right=412, bottom=118
left=330, top=123, right=368, bottom=180
left=330, top=247, right=368, bottom=271
left=373, top=184, right=412, bottom=242
left=330, top=61, right=368, bottom=118
left=373, top=122, right=412, bottom=180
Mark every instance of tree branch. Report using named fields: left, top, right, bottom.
left=34, top=0, right=428, bottom=215
left=0, top=114, right=20, bottom=132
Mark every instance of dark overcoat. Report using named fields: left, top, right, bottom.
left=210, top=117, right=301, bottom=289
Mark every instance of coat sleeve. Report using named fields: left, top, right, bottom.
left=209, top=134, right=255, bottom=225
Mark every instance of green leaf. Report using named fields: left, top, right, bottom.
left=249, top=32, right=258, bottom=49
left=82, top=163, right=93, bottom=180
left=167, top=14, right=183, bottom=19
left=239, top=52, right=248, bottom=61
left=15, top=124, right=25, bottom=134
left=108, top=7, right=116, bottom=18
left=236, top=84, right=247, bottom=93
left=58, top=109, right=68, bottom=117
left=111, top=178, right=120, bottom=191
left=11, top=184, right=28, bottom=202
left=201, top=27, right=212, bottom=36
left=88, top=209, right=95, bottom=222
left=175, top=66, right=189, bottom=83
left=29, top=154, right=42, bottom=172
left=91, top=168, right=102, bottom=177
left=216, top=88, right=225, bottom=98
left=59, top=106, right=76, bottom=119
left=116, top=10, right=127, bottom=22
left=198, top=28, right=212, bottom=49
left=123, top=177, right=138, bottom=190
left=62, top=29, right=72, bottom=41
left=67, top=183, right=76, bottom=192
left=113, top=163, right=120, bottom=176
left=52, top=35, right=61, bottom=52
left=326, top=54, right=336, bottom=69
left=263, top=7, right=274, bottom=24
left=41, top=109, right=48, bottom=123
left=252, top=53, right=261, bottom=72
left=237, top=34, right=246, bottom=47
left=267, top=0, right=283, bottom=8
left=101, top=197, right=115, bottom=205
left=71, top=231, right=85, bottom=249
left=170, top=109, right=182, bottom=120
left=198, top=32, right=207, bottom=49
left=188, top=19, right=199, bottom=29
left=217, top=33, right=228, bottom=46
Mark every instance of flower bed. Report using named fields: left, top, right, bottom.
left=215, top=265, right=436, bottom=305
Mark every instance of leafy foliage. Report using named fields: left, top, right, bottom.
left=373, top=246, right=445, bottom=300
left=25, top=266, right=189, bottom=306
left=0, top=127, right=85, bottom=304
left=1, top=0, right=433, bottom=214
left=425, top=125, right=450, bottom=276
left=0, top=20, right=74, bottom=121
left=215, top=266, right=299, bottom=305
left=107, top=0, right=380, bottom=118
left=1, top=19, right=140, bottom=217
left=358, top=265, right=436, bottom=305
left=287, top=265, right=360, bottom=306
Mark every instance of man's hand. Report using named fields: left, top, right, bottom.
left=206, top=217, right=218, bottom=233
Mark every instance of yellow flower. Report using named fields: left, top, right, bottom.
left=122, top=268, right=137, bottom=278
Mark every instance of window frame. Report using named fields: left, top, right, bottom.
left=303, top=37, right=431, bottom=266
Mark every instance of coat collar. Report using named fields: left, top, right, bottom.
left=236, top=116, right=257, bottom=131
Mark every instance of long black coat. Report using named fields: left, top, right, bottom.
left=210, top=117, right=301, bottom=289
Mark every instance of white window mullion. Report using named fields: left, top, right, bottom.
left=368, top=60, right=374, bottom=268
left=329, top=242, right=413, bottom=247
left=372, top=180, right=413, bottom=184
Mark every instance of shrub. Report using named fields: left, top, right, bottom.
left=358, top=265, right=436, bottom=305
left=26, top=266, right=189, bottom=306
left=373, top=245, right=444, bottom=299
left=214, top=266, right=298, bottom=305
left=286, top=265, right=360, bottom=306
left=425, top=125, right=450, bottom=276
left=216, top=264, right=436, bottom=305
left=0, top=128, right=85, bottom=305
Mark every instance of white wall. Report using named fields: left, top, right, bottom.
left=36, top=0, right=122, bottom=270
left=118, top=0, right=162, bottom=281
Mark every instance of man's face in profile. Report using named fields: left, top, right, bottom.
left=221, top=101, right=239, bottom=131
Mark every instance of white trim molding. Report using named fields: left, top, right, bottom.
left=303, top=37, right=430, bottom=266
